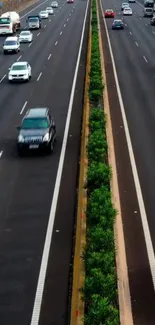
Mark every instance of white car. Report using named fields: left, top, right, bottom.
left=51, top=1, right=58, bottom=8
left=46, top=6, right=54, bottom=14
left=8, top=61, right=32, bottom=82
left=3, top=36, right=20, bottom=54
left=19, top=31, right=33, bottom=43
left=39, top=10, right=49, bottom=18
left=121, top=2, right=130, bottom=10
left=123, top=7, right=132, bottom=14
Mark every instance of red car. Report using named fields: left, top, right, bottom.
left=67, top=0, right=74, bottom=3
left=105, top=9, right=115, bottom=18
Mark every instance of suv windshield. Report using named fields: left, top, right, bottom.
left=21, top=118, right=49, bottom=129
left=21, top=32, right=30, bottom=35
left=12, top=65, right=27, bottom=70
left=5, top=40, right=17, bottom=45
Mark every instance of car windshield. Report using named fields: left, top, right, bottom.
left=20, top=32, right=30, bottom=35
left=5, top=40, right=17, bottom=45
left=115, top=20, right=121, bottom=24
left=11, top=65, right=27, bottom=70
left=21, top=118, right=49, bottom=129
left=28, top=17, right=38, bottom=21
left=146, top=8, right=153, bottom=11
left=107, top=9, right=113, bottom=12
left=40, top=11, right=46, bottom=13
left=47, top=7, right=52, bottom=9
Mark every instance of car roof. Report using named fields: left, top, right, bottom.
left=25, top=108, right=49, bottom=118
left=12, top=61, right=28, bottom=66
left=6, top=36, right=18, bottom=40
left=114, top=19, right=122, bottom=21
left=20, top=30, right=30, bottom=32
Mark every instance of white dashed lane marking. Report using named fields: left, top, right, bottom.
left=143, top=55, right=148, bottom=63
left=37, top=72, right=42, bottom=81
left=55, top=41, right=58, bottom=45
left=0, top=74, right=6, bottom=83
left=20, top=101, right=28, bottom=115
left=48, top=53, right=52, bottom=60
left=60, top=31, right=63, bottom=35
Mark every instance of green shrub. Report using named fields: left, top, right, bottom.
left=87, top=130, right=107, bottom=163
left=87, top=162, right=110, bottom=191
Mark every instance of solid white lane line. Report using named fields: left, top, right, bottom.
left=28, top=42, right=32, bottom=47
left=143, top=55, right=148, bottom=63
left=20, top=101, right=28, bottom=115
left=0, top=74, right=6, bottom=83
left=60, top=31, right=63, bottom=35
left=64, top=23, right=66, bottom=27
left=37, top=72, right=42, bottom=81
left=16, top=55, right=22, bottom=61
left=0, top=151, right=3, bottom=158
left=55, top=41, right=58, bottom=45
left=129, top=31, right=132, bottom=35
left=30, top=0, right=90, bottom=324
left=48, top=53, right=52, bottom=60
left=37, top=32, right=40, bottom=36
left=101, top=0, right=155, bottom=313
left=135, top=41, right=139, bottom=47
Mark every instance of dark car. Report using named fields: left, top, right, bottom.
left=112, top=19, right=124, bottom=29
left=17, top=107, right=56, bottom=156
left=150, top=16, right=155, bottom=24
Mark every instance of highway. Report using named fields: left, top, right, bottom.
left=100, top=0, right=155, bottom=324
left=0, top=0, right=90, bottom=324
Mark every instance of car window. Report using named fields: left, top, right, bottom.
left=21, top=118, right=49, bottom=129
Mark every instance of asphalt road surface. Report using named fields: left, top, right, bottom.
left=0, top=0, right=90, bottom=324
left=100, top=0, right=155, bottom=324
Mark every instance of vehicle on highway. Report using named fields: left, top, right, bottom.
left=46, top=6, right=54, bottom=14
left=39, top=10, right=49, bottom=19
left=0, top=11, right=20, bottom=34
left=129, top=0, right=135, bottom=3
left=112, top=19, right=124, bottom=29
left=150, top=15, right=155, bottom=24
left=8, top=61, right=32, bottom=82
left=105, top=9, right=115, bottom=18
left=17, top=108, right=56, bottom=156
left=19, top=30, right=33, bottom=43
left=3, top=36, right=20, bottom=54
left=121, top=2, right=130, bottom=10
left=67, top=0, right=74, bottom=3
left=51, top=1, right=58, bottom=7
left=26, top=15, right=41, bottom=29
left=123, top=7, right=132, bottom=14
left=143, top=7, right=153, bottom=15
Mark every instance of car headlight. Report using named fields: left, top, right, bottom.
left=43, top=133, right=50, bottom=142
left=18, top=134, right=24, bottom=143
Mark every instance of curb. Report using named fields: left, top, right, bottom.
left=96, top=0, right=134, bottom=324
left=70, top=12, right=91, bottom=325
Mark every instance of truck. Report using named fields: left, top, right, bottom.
left=0, top=11, right=20, bottom=35
left=143, top=0, right=154, bottom=15
left=26, top=15, right=41, bottom=29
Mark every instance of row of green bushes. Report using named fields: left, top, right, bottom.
left=83, top=0, right=119, bottom=324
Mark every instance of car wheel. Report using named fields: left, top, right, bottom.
left=48, top=140, right=54, bottom=154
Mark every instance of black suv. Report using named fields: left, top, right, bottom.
left=17, top=107, right=56, bottom=156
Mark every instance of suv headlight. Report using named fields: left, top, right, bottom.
left=18, top=134, right=24, bottom=143
left=43, top=133, right=50, bottom=142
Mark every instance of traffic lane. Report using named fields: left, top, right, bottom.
left=37, top=3, right=90, bottom=324
left=0, top=1, right=87, bottom=325
left=106, top=10, right=155, bottom=251
left=103, top=8, right=155, bottom=324
left=0, top=0, right=68, bottom=77
left=0, top=2, right=76, bottom=126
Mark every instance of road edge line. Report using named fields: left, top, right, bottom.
left=96, top=1, right=134, bottom=324
left=70, top=10, right=91, bottom=325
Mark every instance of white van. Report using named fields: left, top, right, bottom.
left=3, top=36, right=20, bottom=54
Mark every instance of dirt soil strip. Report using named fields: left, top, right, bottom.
left=70, top=11, right=91, bottom=325
left=96, top=1, right=134, bottom=324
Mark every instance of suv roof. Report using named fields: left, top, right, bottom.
left=25, top=108, right=49, bottom=118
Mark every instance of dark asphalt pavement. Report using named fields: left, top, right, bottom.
left=100, top=0, right=155, bottom=324
left=0, top=0, right=90, bottom=324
